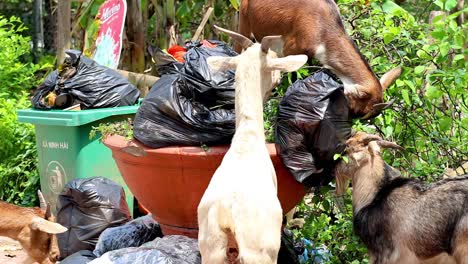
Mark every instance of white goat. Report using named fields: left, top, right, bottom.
left=197, top=26, right=307, bottom=264
left=0, top=191, right=67, bottom=264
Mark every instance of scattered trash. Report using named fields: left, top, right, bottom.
left=275, top=70, right=352, bottom=187
left=94, top=214, right=163, bottom=257
left=56, top=177, right=131, bottom=259
left=32, top=50, right=140, bottom=110
left=133, top=40, right=237, bottom=148
left=278, top=228, right=301, bottom=264
left=89, top=235, right=201, bottom=264
left=297, top=238, right=332, bottom=264
left=60, top=250, right=97, bottom=264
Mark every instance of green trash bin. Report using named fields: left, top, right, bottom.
left=17, top=105, right=139, bottom=215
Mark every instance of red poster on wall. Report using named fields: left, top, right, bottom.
left=93, top=0, right=127, bottom=69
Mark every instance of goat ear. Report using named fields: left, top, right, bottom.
left=207, top=56, right=238, bottom=71
left=30, top=217, right=68, bottom=234
left=380, top=66, right=402, bottom=91
left=266, top=55, right=308, bottom=72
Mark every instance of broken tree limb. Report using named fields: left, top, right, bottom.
left=116, top=70, right=159, bottom=97
left=191, top=7, right=214, bottom=42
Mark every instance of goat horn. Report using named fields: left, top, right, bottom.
left=377, top=140, right=404, bottom=151
left=213, top=25, right=254, bottom=49
left=261, top=35, right=283, bottom=53
left=38, top=190, right=47, bottom=211
left=361, top=134, right=382, bottom=145
left=361, top=99, right=395, bottom=120
left=45, top=204, right=52, bottom=219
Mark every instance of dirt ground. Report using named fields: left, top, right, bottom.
left=0, top=236, right=30, bottom=264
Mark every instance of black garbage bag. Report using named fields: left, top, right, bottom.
left=56, top=177, right=131, bottom=259
left=94, top=214, right=163, bottom=257
left=275, top=71, right=352, bottom=187
left=89, top=235, right=201, bottom=264
left=278, top=228, right=301, bottom=264
left=32, top=50, right=140, bottom=110
left=134, top=40, right=237, bottom=148
left=60, top=250, right=96, bottom=264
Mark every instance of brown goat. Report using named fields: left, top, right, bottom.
left=0, top=191, right=67, bottom=264
left=335, top=132, right=468, bottom=264
left=237, top=0, right=402, bottom=119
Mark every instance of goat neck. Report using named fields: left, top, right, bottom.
left=319, top=36, right=382, bottom=114
left=349, top=153, right=386, bottom=213
left=232, top=48, right=268, bottom=142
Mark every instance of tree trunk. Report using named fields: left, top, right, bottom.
left=33, top=0, right=44, bottom=62
left=57, top=0, right=71, bottom=65
left=43, top=0, right=56, bottom=53
left=124, top=0, right=145, bottom=73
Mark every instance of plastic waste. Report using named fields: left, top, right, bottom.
left=56, top=177, right=131, bottom=258
left=133, top=40, right=237, bottom=148
left=32, top=50, right=140, bottom=110
left=275, top=71, right=352, bottom=187
left=88, top=235, right=201, bottom=264
left=94, top=214, right=163, bottom=257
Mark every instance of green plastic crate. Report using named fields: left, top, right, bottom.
left=17, top=105, right=139, bottom=215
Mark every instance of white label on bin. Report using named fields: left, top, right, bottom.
left=42, top=140, right=69, bottom=149
left=46, top=161, right=67, bottom=194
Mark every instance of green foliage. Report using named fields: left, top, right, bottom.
left=293, top=186, right=369, bottom=263
left=338, top=0, right=467, bottom=180
left=0, top=16, right=50, bottom=100
left=148, top=0, right=239, bottom=49
left=0, top=94, right=39, bottom=206
left=89, top=118, right=134, bottom=141
left=0, top=16, right=49, bottom=206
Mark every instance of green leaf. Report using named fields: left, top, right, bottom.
left=333, top=153, right=341, bottom=161
left=425, top=86, right=442, bottom=100
left=444, top=0, right=458, bottom=11
left=430, top=30, right=446, bottom=40
left=414, top=66, right=426, bottom=74
left=439, top=42, right=450, bottom=57
left=229, top=0, right=240, bottom=10
left=383, top=33, right=396, bottom=44
left=453, top=54, right=465, bottom=62
left=439, top=117, right=452, bottom=132
left=401, top=89, right=411, bottom=105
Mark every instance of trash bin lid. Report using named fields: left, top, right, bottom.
left=17, top=104, right=139, bottom=127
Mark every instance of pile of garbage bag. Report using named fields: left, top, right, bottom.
left=32, top=50, right=140, bottom=110
left=133, top=40, right=237, bottom=148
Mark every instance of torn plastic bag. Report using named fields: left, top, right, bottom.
left=56, top=177, right=131, bottom=259
left=297, top=238, right=332, bottom=264
left=94, top=214, right=163, bottom=257
left=275, top=71, right=352, bottom=187
left=32, top=50, right=140, bottom=110
left=88, top=235, right=201, bottom=264
left=278, top=228, right=301, bottom=264
left=60, top=250, right=96, bottom=264
left=134, top=40, right=237, bottom=148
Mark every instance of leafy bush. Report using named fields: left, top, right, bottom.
left=0, top=94, right=40, bottom=206
left=0, top=16, right=51, bottom=206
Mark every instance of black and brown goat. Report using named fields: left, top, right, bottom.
left=335, top=132, right=468, bottom=264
